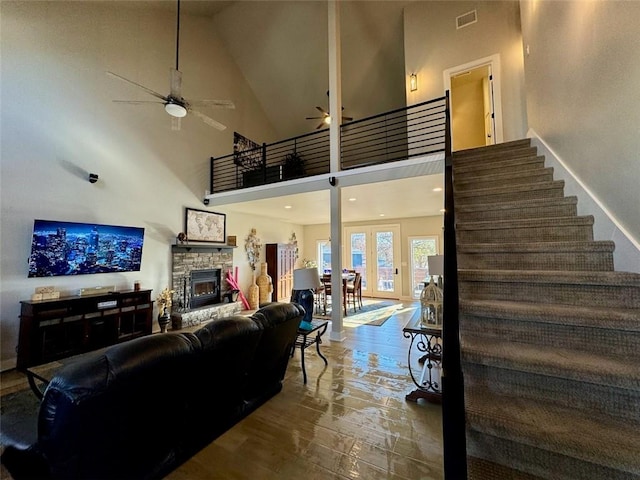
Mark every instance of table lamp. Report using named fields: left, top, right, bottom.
left=292, top=268, right=321, bottom=330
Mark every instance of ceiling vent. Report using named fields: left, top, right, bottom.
left=456, top=10, right=477, bottom=29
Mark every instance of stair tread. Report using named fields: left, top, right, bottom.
left=462, top=336, right=640, bottom=390
left=457, top=215, right=594, bottom=230
left=465, top=388, right=640, bottom=474
left=453, top=139, right=532, bottom=157
left=453, top=155, right=544, bottom=175
left=455, top=166, right=552, bottom=185
left=458, top=269, right=640, bottom=285
left=458, top=240, right=615, bottom=253
left=455, top=180, right=564, bottom=198
left=455, top=196, right=578, bottom=213
left=460, top=299, right=640, bottom=331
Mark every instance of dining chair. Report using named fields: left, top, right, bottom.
left=346, top=272, right=362, bottom=313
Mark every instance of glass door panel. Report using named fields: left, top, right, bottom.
left=409, top=236, right=439, bottom=299
left=349, top=232, right=367, bottom=290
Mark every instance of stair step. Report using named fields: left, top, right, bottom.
left=460, top=300, right=640, bottom=358
left=457, top=241, right=615, bottom=271
left=456, top=216, right=594, bottom=243
left=462, top=335, right=640, bottom=391
left=468, top=456, right=545, bottom=480
left=458, top=270, right=640, bottom=308
left=455, top=196, right=578, bottom=223
left=465, top=389, right=640, bottom=476
left=466, top=425, right=640, bottom=480
left=453, top=141, right=534, bottom=166
left=454, top=155, right=546, bottom=179
left=463, top=361, right=640, bottom=423
left=455, top=180, right=565, bottom=206
left=454, top=167, right=554, bottom=192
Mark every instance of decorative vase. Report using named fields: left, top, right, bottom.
left=256, top=262, right=273, bottom=304
left=157, top=307, right=171, bottom=333
left=248, top=273, right=259, bottom=310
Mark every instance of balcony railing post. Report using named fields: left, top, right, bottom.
left=262, top=143, right=267, bottom=183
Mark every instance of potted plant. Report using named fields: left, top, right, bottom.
left=282, top=151, right=305, bottom=179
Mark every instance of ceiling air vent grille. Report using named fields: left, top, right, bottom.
left=456, top=10, right=477, bottom=29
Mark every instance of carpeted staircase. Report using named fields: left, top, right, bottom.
left=452, top=139, right=640, bottom=479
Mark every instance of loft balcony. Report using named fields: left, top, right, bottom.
left=209, top=96, right=448, bottom=195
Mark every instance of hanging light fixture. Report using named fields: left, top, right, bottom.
left=410, top=73, right=418, bottom=92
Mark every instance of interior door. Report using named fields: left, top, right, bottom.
left=345, top=225, right=401, bottom=299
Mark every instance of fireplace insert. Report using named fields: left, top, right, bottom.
left=190, top=269, right=221, bottom=308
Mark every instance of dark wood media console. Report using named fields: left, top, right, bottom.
left=17, top=289, right=153, bottom=369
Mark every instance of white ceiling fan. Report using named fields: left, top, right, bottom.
left=107, top=0, right=234, bottom=131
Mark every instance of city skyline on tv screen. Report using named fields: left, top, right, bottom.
left=28, top=220, right=144, bottom=277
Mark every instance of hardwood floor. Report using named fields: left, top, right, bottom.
left=168, top=300, right=444, bottom=480
left=0, top=300, right=444, bottom=479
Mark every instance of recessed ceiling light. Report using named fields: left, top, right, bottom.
left=433, top=187, right=443, bottom=192
left=284, top=205, right=292, bottom=209
left=348, top=197, right=356, bottom=202
left=379, top=213, right=385, bottom=217
left=440, top=209, right=446, bottom=213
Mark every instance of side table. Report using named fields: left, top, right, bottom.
left=402, top=310, right=442, bottom=403
left=294, top=319, right=329, bottom=384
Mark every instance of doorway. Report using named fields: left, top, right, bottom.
left=444, top=54, right=503, bottom=151
left=345, top=225, right=402, bottom=299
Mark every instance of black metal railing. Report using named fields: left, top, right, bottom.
left=209, top=97, right=447, bottom=194
left=441, top=90, right=467, bottom=479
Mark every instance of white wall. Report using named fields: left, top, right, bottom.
left=520, top=0, right=640, bottom=248
left=0, top=1, right=283, bottom=370
left=403, top=0, right=527, bottom=142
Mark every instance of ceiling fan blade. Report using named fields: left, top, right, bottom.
left=190, top=109, right=227, bottom=131
left=107, top=71, right=167, bottom=101
left=315, top=106, right=328, bottom=114
left=188, top=99, right=235, bottom=109
left=316, top=122, right=325, bottom=130
left=342, top=116, right=354, bottom=122
left=112, top=100, right=164, bottom=105
left=171, top=116, right=181, bottom=131
left=170, top=68, right=182, bottom=98
left=305, top=116, right=323, bottom=120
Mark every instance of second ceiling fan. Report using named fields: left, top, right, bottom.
left=107, top=0, right=234, bottom=131
left=306, top=91, right=353, bottom=130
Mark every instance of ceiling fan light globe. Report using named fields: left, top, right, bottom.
left=165, top=102, right=187, bottom=118
left=324, top=116, right=331, bottom=125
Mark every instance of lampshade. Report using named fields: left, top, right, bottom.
left=293, top=268, right=321, bottom=290
left=427, top=255, right=444, bottom=277
left=165, top=102, right=187, bottom=118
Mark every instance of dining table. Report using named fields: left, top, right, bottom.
left=319, top=272, right=356, bottom=316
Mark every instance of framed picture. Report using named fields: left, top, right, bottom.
left=185, top=208, right=226, bottom=243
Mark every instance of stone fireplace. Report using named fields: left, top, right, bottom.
left=171, top=245, right=240, bottom=328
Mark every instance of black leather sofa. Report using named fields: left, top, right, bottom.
left=2, top=302, right=304, bottom=480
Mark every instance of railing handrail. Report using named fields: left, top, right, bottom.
left=441, top=90, right=467, bottom=479
left=340, top=96, right=447, bottom=128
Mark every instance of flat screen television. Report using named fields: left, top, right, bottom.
left=28, top=219, right=144, bottom=277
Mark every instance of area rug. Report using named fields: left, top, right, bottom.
left=314, top=299, right=408, bottom=327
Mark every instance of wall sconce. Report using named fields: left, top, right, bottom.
left=410, top=73, right=418, bottom=92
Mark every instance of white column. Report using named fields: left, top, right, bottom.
left=328, top=0, right=345, bottom=342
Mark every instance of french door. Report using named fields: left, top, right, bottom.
left=345, top=225, right=401, bottom=299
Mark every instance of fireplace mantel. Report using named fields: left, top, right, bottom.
left=172, top=244, right=237, bottom=253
